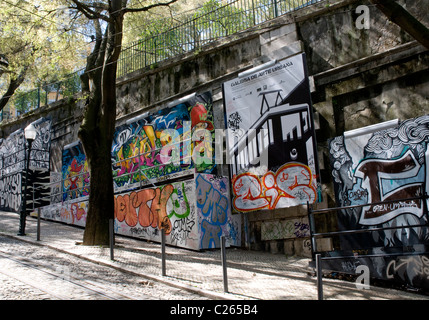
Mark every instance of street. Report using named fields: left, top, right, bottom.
left=0, top=235, right=208, bottom=300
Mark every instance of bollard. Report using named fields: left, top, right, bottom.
left=109, top=219, right=114, bottom=260
left=37, top=207, right=41, bottom=241
left=316, top=254, right=323, bottom=300
left=161, top=228, right=166, bottom=276
left=221, top=235, right=228, bottom=293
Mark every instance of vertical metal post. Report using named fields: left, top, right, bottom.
left=273, top=0, right=279, bottom=17
left=221, top=235, right=228, bottom=293
left=36, top=207, right=41, bottom=241
left=316, top=254, right=323, bottom=300
left=161, top=228, right=166, bottom=276
left=109, top=219, right=114, bottom=260
left=37, top=87, right=40, bottom=109
left=244, top=213, right=250, bottom=249
left=307, top=201, right=317, bottom=261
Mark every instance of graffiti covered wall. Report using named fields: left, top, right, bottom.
left=40, top=173, right=240, bottom=250
left=328, top=114, right=429, bottom=289
left=0, top=172, right=22, bottom=212
left=0, top=118, right=52, bottom=213
left=223, top=53, right=320, bottom=213
left=113, top=173, right=240, bottom=250
left=39, top=92, right=240, bottom=251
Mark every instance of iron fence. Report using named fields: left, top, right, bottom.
left=4, top=0, right=321, bottom=120
left=2, top=70, right=83, bottom=121
left=307, top=190, right=429, bottom=299
left=117, top=0, right=320, bottom=77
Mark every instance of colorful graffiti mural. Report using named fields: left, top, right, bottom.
left=62, top=141, right=89, bottom=201
left=223, top=54, right=320, bottom=212
left=46, top=92, right=239, bottom=250
left=328, top=114, right=429, bottom=290
left=330, top=116, right=429, bottom=246
left=39, top=173, right=240, bottom=250
left=196, top=174, right=241, bottom=248
left=112, top=92, right=215, bottom=189
left=114, top=179, right=198, bottom=248
left=111, top=174, right=240, bottom=250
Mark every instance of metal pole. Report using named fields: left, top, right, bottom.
left=37, top=207, right=41, bottom=241
left=221, top=235, right=228, bottom=293
left=316, top=254, right=323, bottom=300
left=18, top=140, right=32, bottom=236
left=161, top=228, right=166, bottom=276
left=109, top=219, right=114, bottom=260
left=307, top=201, right=317, bottom=261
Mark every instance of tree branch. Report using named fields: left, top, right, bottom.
left=69, top=0, right=111, bottom=21
left=123, top=0, right=178, bottom=14
left=0, top=65, right=29, bottom=111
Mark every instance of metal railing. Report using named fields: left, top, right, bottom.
left=4, top=0, right=321, bottom=120
left=307, top=190, right=429, bottom=299
left=2, top=71, right=83, bottom=121
left=117, top=0, right=320, bottom=77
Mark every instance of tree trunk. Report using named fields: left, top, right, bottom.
left=78, top=2, right=123, bottom=246
left=72, top=0, right=177, bottom=246
left=83, top=143, right=114, bottom=245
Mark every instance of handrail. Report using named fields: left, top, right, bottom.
left=307, top=186, right=429, bottom=260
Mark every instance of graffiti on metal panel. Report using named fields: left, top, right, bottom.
left=196, top=174, right=240, bottom=248
left=232, top=163, right=317, bottom=212
left=329, top=115, right=429, bottom=249
left=39, top=201, right=87, bottom=226
left=112, top=92, right=215, bottom=189
left=62, top=142, right=90, bottom=201
left=114, top=185, right=174, bottom=233
left=0, top=133, right=25, bottom=175
left=0, top=118, right=51, bottom=212
left=28, top=118, right=52, bottom=171
left=114, top=179, right=200, bottom=249
left=0, top=118, right=51, bottom=176
left=355, top=149, right=423, bottom=225
left=50, top=172, right=62, bottom=203
left=196, top=174, right=228, bottom=248
left=0, top=173, right=22, bottom=212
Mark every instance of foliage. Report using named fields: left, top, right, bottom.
left=0, top=0, right=88, bottom=115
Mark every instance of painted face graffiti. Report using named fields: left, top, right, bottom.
left=355, top=149, right=424, bottom=225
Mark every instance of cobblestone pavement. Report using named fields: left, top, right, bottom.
left=1, top=210, right=428, bottom=301
left=0, top=236, right=208, bottom=300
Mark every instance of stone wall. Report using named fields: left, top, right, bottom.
left=1, top=0, right=428, bottom=256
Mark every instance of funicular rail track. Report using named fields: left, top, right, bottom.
left=0, top=250, right=143, bottom=300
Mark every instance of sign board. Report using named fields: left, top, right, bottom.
left=223, top=53, right=320, bottom=212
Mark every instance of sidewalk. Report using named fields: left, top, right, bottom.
left=0, top=210, right=428, bottom=300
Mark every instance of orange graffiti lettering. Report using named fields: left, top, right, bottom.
left=232, top=163, right=317, bottom=212
left=114, top=185, right=173, bottom=234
